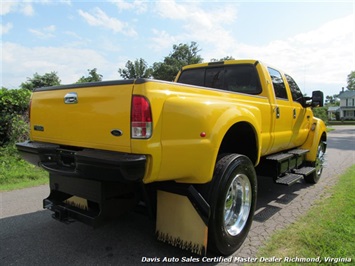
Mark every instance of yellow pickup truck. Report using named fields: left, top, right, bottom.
left=17, top=59, right=326, bottom=256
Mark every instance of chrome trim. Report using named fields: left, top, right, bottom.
left=64, top=92, right=78, bottom=104
left=223, top=173, right=252, bottom=236
left=315, top=142, right=326, bottom=176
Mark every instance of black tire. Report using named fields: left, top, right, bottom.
left=203, top=154, right=257, bottom=256
left=305, top=141, right=326, bottom=184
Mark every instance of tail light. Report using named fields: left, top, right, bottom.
left=131, top=95, right=152, bottom=139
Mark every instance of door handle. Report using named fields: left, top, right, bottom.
left=275, top=106, right=280, bottom=119
left=293, top=108, right=296, bottom=119
left=64, top=92, right=78, bottom=104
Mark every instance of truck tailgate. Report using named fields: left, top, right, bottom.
left=31, top=81, right=134, bottom=152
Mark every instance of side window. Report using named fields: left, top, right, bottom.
left=285, top=74, right=303, bottom=104
left=268, top=67, right=288, bottom=99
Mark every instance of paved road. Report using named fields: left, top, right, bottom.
left=1, top=126, right=354, bottom=265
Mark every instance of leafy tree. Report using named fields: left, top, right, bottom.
left=152, top=42, right=203, bottom=81
left=312, top=107, right=328, bottom=125
left=0, top=88, right=31, bottom=145
left=21, top=72, right=61, bottom=91
left=325, top=95, right=333, bottom=104
left=347, top=71, right=355, bottom=90
left=118, top=58, right=152, bottom=79
left=325, top=94, right=340, bottom=106
left=210, top=56, right=235, bottom=62
left=77, top=68, right=103, bottom=83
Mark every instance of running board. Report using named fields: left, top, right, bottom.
left=257, top=148, right=309, bottom=178
left=276, top=173, right=303, bottom=186
left=293, top=166, right=316, bottom=176
left=275, top=166, right=316, bottom=186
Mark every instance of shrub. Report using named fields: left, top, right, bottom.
left=312, top=107, right=328, bottom=125
left=0, top=88, right=31, bottom=145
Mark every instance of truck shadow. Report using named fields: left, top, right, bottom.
left=0, top=210, right=197, bottom=265
left=254, top=175, right=311, bottom=223
left=0, top=175, right=312, bottom=265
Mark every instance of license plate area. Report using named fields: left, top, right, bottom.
left=44, top=173, right=139, bottom=227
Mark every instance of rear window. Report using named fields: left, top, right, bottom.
left=177, top=64, right=262, bottom=95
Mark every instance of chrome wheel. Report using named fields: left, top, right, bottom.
left=223, top=173, right=252, bottom=236
left=305, top=141, right=326, bottom=184
left=205, top=154, right=257, bottom=255
left=315, top=142, right=325, bottom=177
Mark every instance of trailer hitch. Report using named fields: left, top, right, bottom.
left=52, top=205, right=71, bottom=224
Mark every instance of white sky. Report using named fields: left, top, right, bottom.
left=1, top=0, right=354, bottom=97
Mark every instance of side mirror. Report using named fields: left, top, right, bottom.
left=312, top=90, right=324, bottom=107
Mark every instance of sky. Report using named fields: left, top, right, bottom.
left=1, top=0, right=354, bottom=97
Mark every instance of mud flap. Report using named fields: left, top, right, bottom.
left=44, top=173, right=139, bottom=227
left=156, top=185, right=210, bottom=255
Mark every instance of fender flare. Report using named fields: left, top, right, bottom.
left=301, top=117, right=327, bottom=162
left=209, top=105, right=262, bottom=165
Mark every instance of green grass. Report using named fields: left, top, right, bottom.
left=257, top=165, right=355, bottom=265
left=326, top=127, right=335, bottom=132
left=0, top=145, right=48, bottom=191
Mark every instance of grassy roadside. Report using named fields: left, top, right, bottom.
left=256, top=165, right=355, bottom=265
left=0, top=145, right=48, bottom=191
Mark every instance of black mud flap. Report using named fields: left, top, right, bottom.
left=44, top=173, right=139, bottom=227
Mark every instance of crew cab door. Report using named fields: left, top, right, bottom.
left=285, top=74, right=311, bottom=148
left=267, top=67, right=293, bottom=153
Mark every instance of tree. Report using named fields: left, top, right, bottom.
left=210, top=56, right=235, bottom=62
left=347, top=71, right=355, bottom=90
left=312, top=107, right=328, bottom=125
left=77, top=68, right=103, bottom=83
left=0, top=87, right=31, bottom=145
left=325, top=94, right=340, bottom=106
left=21, top=72, right=61, bottom=91
left=152, top=42, right=203, bottom=81
left=118, top=58, right=152, bottom=79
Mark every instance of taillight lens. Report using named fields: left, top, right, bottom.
left=131, top=95, right=152, bottom=139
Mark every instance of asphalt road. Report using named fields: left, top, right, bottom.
left=1, top=126, right=354, bottom=265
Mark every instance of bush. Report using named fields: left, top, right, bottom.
left=0, top=88, right=31, bottom=145
left=312, top=107, right=328, bottom=125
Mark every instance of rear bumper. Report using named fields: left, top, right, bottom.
left=16, top=141, right=146, bottom=182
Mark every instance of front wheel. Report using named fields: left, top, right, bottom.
left=204, top=154, right=257, bottom=256
left=305, top=141, right=326, bottom=184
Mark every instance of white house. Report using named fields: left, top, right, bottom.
left=337, top=90, right=355, bottom=120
